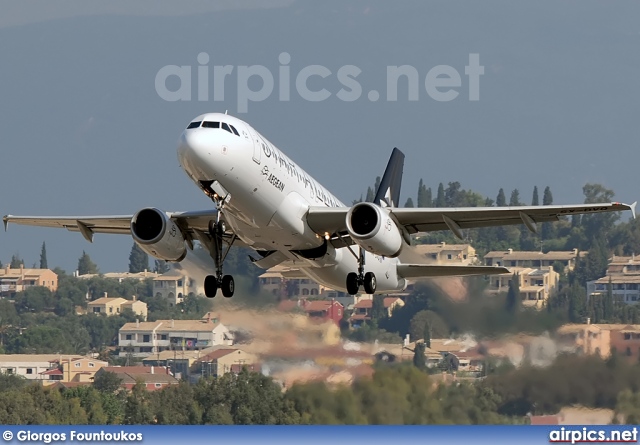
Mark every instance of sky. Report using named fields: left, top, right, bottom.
left=0, top=0, right=639, bottom=273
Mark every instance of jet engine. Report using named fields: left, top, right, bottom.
left=345, top=202, right=405, bottom=257
left=130, top=208, right=187, bottom=262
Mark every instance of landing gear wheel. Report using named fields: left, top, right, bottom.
left=346, top=272, right=360, bottom=296
left=221, top=275, right=235, bottom=298
left=204, top=275, right=218, bottom=298
left=363, top=272, right=377, bottom=294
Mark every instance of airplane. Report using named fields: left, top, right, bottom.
left=3, top=112, right=636, bottom=299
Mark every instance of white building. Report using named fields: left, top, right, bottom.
left=0, top=354, right=82, bottom=380
left=118, top=317, right=233, bottom=357
left=587, top=255, right=640, bottom=305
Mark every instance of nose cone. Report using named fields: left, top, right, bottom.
left=178, top=130, right=212, bottom=180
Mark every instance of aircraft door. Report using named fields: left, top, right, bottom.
left=247, top=126, right=261, bottom=164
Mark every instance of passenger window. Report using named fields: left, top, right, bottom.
left=187, top=121, right=201, bottom=129
left=230, top=125, right=240, bottom=136
left=222, top=123, right=232, bottom=133
left=202, top=121, right=220, bottom=128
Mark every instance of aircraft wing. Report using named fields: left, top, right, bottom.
left=2, top=210, right=242, bottom=245
left=397, top=264, right=510, bottom=278
left=307, top=201, right=636, bottom=241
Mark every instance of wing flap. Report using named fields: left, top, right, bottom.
left=397, top=264, right=510, bottom=279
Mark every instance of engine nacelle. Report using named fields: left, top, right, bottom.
left=345, top=202, right=404, bottom=258
left=130, top=208, right=188, bottom=262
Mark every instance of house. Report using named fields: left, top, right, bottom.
left=87, top=295, right=148, bottom=320
left=0, top=265, right=58, bottom=297
left=195, top=348, right=260, bottom=378
left=95, top=366, right=179, bottom=391
left=118, top=317, right=233, bottom=357
left=258, top=266, right=348, bottom=299
left=555, top=322, right=640, bottom=361
left=300, top=299, right=344, bottom=325
left=349, top=297, right=405, bottom=328
left=142, top=346, right=228, bottom=380
left=487, top=266, right=559, bottom=309
left=77, top=270, right=158, bottom=282
left=484, top=248, right=585, bottom=273
left=587, top=255, right=640, bottom=305
left=41, top=357, right=109, bottom=385
left=153, top=270, right=202, bottom=306
left=0, top=354, right=82, bottom=380
left=412, top=242, right=477, bottom=265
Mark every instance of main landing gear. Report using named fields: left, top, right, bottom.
left=345, top=247, right=377, bottom=296
left=204, top=218, right=235, bottom=299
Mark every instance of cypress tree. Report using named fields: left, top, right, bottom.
left=39, top=242, right=48, bottom=269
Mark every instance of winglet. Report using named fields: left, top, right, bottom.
left=2, top=216, right=8, bottom=232
left=631, top=201, right=637, bottom=220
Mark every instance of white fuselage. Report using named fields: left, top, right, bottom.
left=177, top=113, right=406, bottom=294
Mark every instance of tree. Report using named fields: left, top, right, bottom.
left=39, top=242, right=48, bottom=269
left=417, top=179, right=432, bottom=207
left=154, top=260, right=169, bottom=274
left=532, top=186, right=539, bottom=206
left=445, top=182, right=462, bottom=207
left=509, top=189, right=521, bottom=206
left=505, top=273, right=521, bottom=314
left=541, top=186, right=554, bottom=239
left=77, top=251, right=99, bottom=275
left=10, top=254, right=24, bottom=269
left=370, top=295, right=386, bottom=325
left=496, top=189, right=506, bottom=207
left=128, top=243, right=149, bottom=273
left=413, top=341, right=426, bottom=370
left=423, top=319, right=431, bottom=349
left=93, top=371, right=123, bottom=393
left=404, top=197, right=414, bottom=208
left=542, top=186, right=553, bottom=205
left=435, top=183, right=446, bottom=207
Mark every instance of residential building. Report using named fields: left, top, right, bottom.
left=587, top=255, right=640, bottom=305
left=142, top=346, right=221, bottom=380
left=87, top=295, right=148, bottom=321
left=0, top=354, right=82, bottom=381
left=301, top=299, right=344, bottom=325
left=0, top=265, right=58, bottom=297
left=118, top=317, right=233, bottom=357
left=484, top=248, right=584, bottom=273
left=77, top=270, right=158, bottom=282
left=95, top=366, right=178, bottom=391
left=555, top=322, right=640, bottom=361
left=195, top=348, right=260, bottom=378
left=412, top=242, right=477, bottom=265
left=259, top=266, right=350, bottom=298
left=487, top=266, right=559, bottom=309
left=41, top=357, right=108, bottom=385
left=349, top=297, right=405, bottom=328
left=153, top=270, right=202, bottom=306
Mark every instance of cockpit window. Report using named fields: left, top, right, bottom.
left=200, top=121, right=240, bottom=137
left=187, top=121, right=201, bottom=129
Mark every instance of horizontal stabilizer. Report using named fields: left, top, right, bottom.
left=397, top=264, right=510, bottom=279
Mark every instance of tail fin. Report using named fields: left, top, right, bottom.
left=373, top=147, right=405, bottom=208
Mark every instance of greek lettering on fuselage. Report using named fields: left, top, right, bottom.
left=259, top=133, right=340, bottom=207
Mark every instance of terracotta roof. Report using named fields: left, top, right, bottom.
left=413, top=244, right=473, bottom=254
left=101, top=366, right=170, bottom=374
left=198, top=349, right=238, bottom=361
left=353, top=297, right=402, bottom=309
left=530, top=415, right=560, bottom=425
left=303, top=300, right=342, bottom=312
left=88, top=297, right=128, bottom=305
left=40, top=368, right=63, bottom=376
